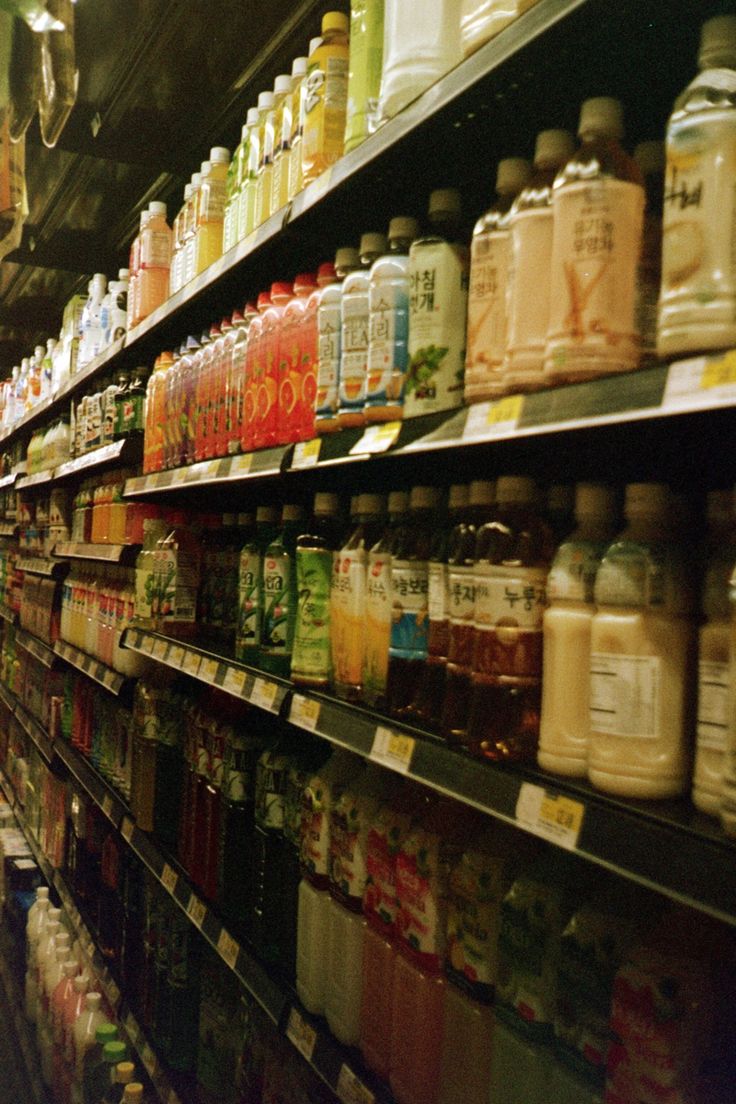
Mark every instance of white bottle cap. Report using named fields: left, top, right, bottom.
left=274, top=74, right=292, bottom=95
left=258, top=91, right=275, bottom=111
left=282, top=503, right=303, bottom=521
left=360, top=232, right=387, bottom=258
left=92, top=273, right=107, bottom=287
left=547, top=484, right=574, bottom=513
left=699, top=15, right=736, bottom=70
left=469, top=480, right=495, bottom=507
left=388, top=490, right=409, bottom=514
left=448, top=484, right=469, bottom=510
left=246, top=107, right=259, bottom=126
left=308, top=36, right=323, bottom=55
left=34, top=344, right=44, bottom=358
left=335, top=246, right=360, bottom=271
left=495, top=475, right=536, bottom=506
left=36, top=886, right=50, bottom=900
left=496, top=158, right=532, bottom=195
left=706, top=488, right=733, bottom=527
left=183, top=183, right=192, bottom=200
left=633, top=140, right=665, bottom=177
left=200, top=161, right=212, bottom=175
left=292, top=56, right=308, bottom=78
left=63, top=960, right=77, bottom=978
left=73, top=974, right=87, bottom=993
left=534, top=129, right=575, bottom=168
left=56, top=933, right=70, bottom=953
left=48, top=908, right=61, bottom=922
left=358, top=493, right=386, bottom=515
left=85, top=992, right=102, bottom=1010
left=209, top=147, right=231, bottom=163
left=575, top=482, right=617, bottom=521
left=148, top=201, right=167, bottom=217
left=428, top=188, right=462, bottom=220
left=624, top=482, right=671, bottom=519
left=256, top=505, right=279, bottom=523
left=388, top=216, right=419, bottom=242
left=578, top=97, right=624, bottom=141
left=118, top=268, right=129, bottom=280
left=191, top=172, right=202, bottom=189
left=314, top=491, right=339, bottom=515
left=409, top=485, right=441, bottom=510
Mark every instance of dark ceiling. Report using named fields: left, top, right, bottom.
left=0, top=0, right=339, bottom=367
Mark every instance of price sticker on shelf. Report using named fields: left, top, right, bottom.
left=187, top=894, right=207, bottom=929
left=231, top=453, right=254, bottom=477
left=222, top=667, right=247, bottom=697
left=664, top=351, right=736, bottom=410
left=290, top=694, right=321, bottom=732
left=463, top=394, right=524, bottom=440
left=292, top=438, right=322, bottom=469
left=200, top=657, right=220, bottom=684
left=120, top=817, right=134, bottom=843
left=217, top=928, right=240, bottom=970
left=183, top=651, right=201, bottom=677
left=124, top=1012, right=138, bottom=1040
left=515, top=782, right=584, bottom=851
left=350, top=420, right=402, bottom=455
left=141, top=636, right=155, bottom=655
left=101, top=794, right=114, bottom=819
left=251, top=678, right=278, bottom=711
left=286, top=1007, right=317, bottom=1062
left=152, top=638, right=169, bottom=662
left=161, top=864, right=178, bottom=895
left=169, top=645, right=185, bottom=668
left=107, top=981, right=120, bottom=1008
left=337, top=1064, right=375, bottom=1104
left=370, top=726, right=415, bottom=774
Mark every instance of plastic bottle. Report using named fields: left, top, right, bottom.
left=465, top=475, right=553, bottom=760
left=292, top=492, right=341, bottom=687
left=272, top=58, right=306, bottom=214
left=242, top=95, right=273, bottom=240
left=181, top=171, right=202, bottom=288
left=538, top=483, right=618, bottom=778
left=545, top=97, right=645, bottom=382
left=78, top=274, right=107, bottom=368
left=154, top=511, right=201, bottom=640
left=170, top=183, right=191, bottom=294
left=658, top=15, right=736, bottom=358
left=222, top=133, right=243, bottom=256
left=70, top=990, right=106, bottom=1094
left=255, top=76, right=291, bottom=229
left=588, top=483, right=695, bottom=798
left=503, top=130, right=576, bottom=392
left=278, top=272, right=317, bottom=445
left=345, top=0, right=384, bottom=152
left=380, top=0, right=462, bottom=120
left=339, top=232, right=387, bottom=427
left=234, top=505, right=276, bottom=664
left=385, top=485, right=441, bottom=717
left=297, top=749, right=364, bottom=1014
left=97, top=1048, right=130, bottom=1104
left=81, top=1022, right=118, bottom=1104
left=195, top=147, right=231, bottom=274
left=363, top=489, right=409, bottom=708
left=460, top=0, right=539, bottom=55
left=289, top=40, right=321, bottom=201
left=302, top=13, right=350, bottom=185
left=464, top=158, right=531, bottom=402
left=405, top=189, right=469, bottom=417
left=138, top=202, right=171, bottom=320
left=365, top=216, right=420, bottom=421
left=316, top=250, right=358, bottom=432
left=259, top=503, right=303, bottom=677
left=633, top=140, right=665, bottom=367
left=26, top=891, right=50, bottom=1022
left=100, top=268, right=129, bottom=349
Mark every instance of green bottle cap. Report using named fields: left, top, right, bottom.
left=96, top=1022, right=117, bottom=1045
left=103, top=1041, right=128, bottom=1064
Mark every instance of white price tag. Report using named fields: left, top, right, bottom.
left=141, top=636, right=155, bottom=655
left=290, top=694, right=321, bottom=732
left=200, top=657, right=220, bottom=684
left=463, top=394, right=523, bottom=440
left=222, top=667, right=247, bottom=697
left=370, top=726, right=415, bottom=774
left=141, top=1043, right=157, bottom=1076
left=251, top=678, right=278, bottom=711
left=107, top=981, right=120, bottom=1007
left=231, top=453, right=254, bottom=477
left=664, top=350, right=736, bottom=410
left=187, top=894, right=207, bottom=929
left=152, top=638, right=169, bottom=662
left=183, top=651, right=201, bottom=676
left=124, top=1012, right=137, bottom=1039
left=337, top=1064, right=375, bottom=1104
left=350, top=421, right=401, bottom=455
left=169, top=645, right=185, bottom=667
left=217, top=928, right=240, bottom=969
left=515, top=782, right=584, bottom=851
left=286, top=1006, right=317, bottom=1062
left=292, top=438, right=322, bottom=469
left=161, top=863, right=178, bottom=895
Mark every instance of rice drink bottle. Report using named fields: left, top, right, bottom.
left=242, top=94, right=273, bottom=240
left=339, top=232, right=387, bottom=428
left=345, top=0, right=384, bottom=152
left=291, top=493, right=341, bottom=689
left=658, top=16, right=736, bottom=358
left=315, top=250, right=358, bottom=432
left=255, top=76, right=291, bottom=229
left=380, top=0, right=462, bottom=120
left=405, top=189, right=468, bottom=417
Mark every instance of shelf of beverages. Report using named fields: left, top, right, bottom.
left=124, top=447, right=289, bottom=498
left=52, top=542, right=139, bottom=565
left=0, top=601, right=17, bottom=625
left=16, top=627, right=57, bottom=669
left=13, top=439, right=140, bottom=498
left=0, top=473, right=16, bottom=491
left=0, top=521, right=19, bottom=538
left=53, top=639, right=129, bottom=696
left=16, top=555, right=66, bottom=578
left=14, top=702, right=55, bottom=766
left=0, top=920, right=46, bottom=1104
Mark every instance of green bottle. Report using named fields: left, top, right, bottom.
left=291, top=492, right=341, bottom=688
left=236, top=505, right=278, bottom=664
left=82, top=1023, right=118, bottom=1104
left=86, top=1040, right=127, bottom=1104
left=345, top=0, right=385, bottom=152
left=259, top=503, right=304, bottom=678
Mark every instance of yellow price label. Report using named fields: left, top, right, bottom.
left=370, top=726, right=415, bottom=774
left=232, top=453, right=254, bottom=477
left=486, top=393, right=524, bottom=427
left=251, top=678, right=278, bottom=712
left=169, top=645, right=185, bottom=667
left=223, top=667, right=247, bottom=697
left=217, top=928, right=240, bottom=970
left=187, top=894, right=207, bottom=929
left=161, top=863, right=178, bottom=895
left=101, top=794, right=114, bottom=819
left=183, top=651, right=201, bottom=676
left=701, top=350, right=736, bottom=390
left=286, top=1007, right=317, bottom=1062
left=539, top=794, right=585, bottom=838
left=292, top=438, right=322, bottom=469
left=152, top=638, right=169, bottom=662
left=350, top=421, right=402, bottom=456
left=290, top=694, right=321, bottom=732
left=515, top=782, right=584, bottom=850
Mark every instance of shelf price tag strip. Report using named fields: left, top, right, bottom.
left=515, top=782, right=584, bottom=850
left=370, top=726, right=415, bottom=774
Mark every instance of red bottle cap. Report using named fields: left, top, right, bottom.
left=257, top=291, right=272, bottom=311
left=317, top=262, right=337, bottom=284
left=293, top=272, right=317, bottom=295
left=231, top=309, right=244, bottom=325
left=270, top=281, right=294, bottom=300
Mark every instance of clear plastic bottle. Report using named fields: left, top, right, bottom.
left=545, top=97, right=645, bottom=382
left=259, top=503, right=304, bottom=677
left=302, top=13, right=350, bottom=185
left=363, top=489, right=409, bottom=708
left=289, top=40, right=321, bottom=201
left=154, top=511, right=202, bottom=641
left=380, top=0, right=462, bottom=120
left=460, top=0, right=540, bottom=56
left=195, top=147, right=231, bottom=275
left=255, top=75, right=291, bottom=228
left=658, top=16, right=736, bottom=358
left=464, top=158, right=531, bottom=402
left=234, top=108, right=259, bottom=243
left=180, top=172, right=201, bottom=289
left=345, top=0, right=384, bottom=152
left=138, top=201, right=171, bottom=320
left=339, top=232, right=387, bottom=427
left=243, top=96, right=273, bottom=239
left=316, top=249, right=358, bottom=432
left=272, top=58, right=306, bottom=214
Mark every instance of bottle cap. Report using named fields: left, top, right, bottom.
left=118, top=268, right=130, bottom=280
left=317, top=261, right=337, bottom=284
left=62, top=959, right=77, bottom=977
left=624, top=482, right=671, bottom=518
left=85, top=991, right=101, bottom=1009
left=258, top=91, right=275, bottom=111
left=200, top=161, right=212, bottom=177
left=388, top=490, right=409, bottom=514
left=388, top=216, right=419, bottom=242
left=409, top=485, right=441, bottom=510
left=256, top=505, right=279, bottom=523
left=495, top=475, right=536, bottom=506
left=257, top=291, right=272, bottom=310
left=496, top=158, right=532, bottom=194
left=699, top=15, right=736, bottom=70
left=148, top=201, right=167, bottom=217
left=191, top=172, right=202, bottom=189
left=428, top=188, right=462, bottom=221
left=534, top=129, right=575, bottom=168
left=314, top=491, right=339, bottom=515
left=274, top=74, right=292, bottom=95
left=123, top=1088, right=144, bottom=1103
left=706, top=488, right=733, bottom=527
left=575, top=482, right=617, bottom=521
left=231, top=308, right=245, bottom=326
left=270, top=281, right=293, bottom=301
left=36, top=886, right=49, bottom=900
left=116, top=1062, right=136, bottom=1084
left=578, top=97, right=624, bottom=140
left=360, top=232, right=387, bottom=258
left=294, top=272, right=317, bottom=294
left=209, top=146, right=231, bottom=163
left=322, top=11, right=349, bottom=34
left=335, top=246, right=360, bottom=272
left=469, top=480, right=495, bottom=507
left=309, top=36, right=323, bottom=55
left=103, top=1041, right=127, bottom=1063
left=282, top=503, right=304, bottom=521
left=243, top=301, right=258, bottom=315
left=633, top=140, right=665, bottom=177
left=547, top=484, right=574, bottom=514
left=448, top=484, right=469, bottom=510
left=291, top=56, right=308, bottom=78
left=358, top=493, right=386, bottom=515
left=246, top=107, right=259, bottom=126
left=96, top=1022, right=117, bottom=1044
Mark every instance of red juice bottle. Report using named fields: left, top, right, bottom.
left=192, top=328, right=213, bottom=461
left=278, top=273, right=316, bottom=445
left=254, top=282, right=292, bottom=450
left=241, top=292, right=270, bottom=453
left=227, top=302, right=256, bottom=455
left=196, top=322, right=221, bottom=461
left=219, top=308, right=243, bottom=457
left=298, top=268, right=330, bottom=442
left=208, top=316, right=233, bottom=459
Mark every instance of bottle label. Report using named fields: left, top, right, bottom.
left=365, top=808, right=409, bottom=927
left=395, top=827, right=452, bottom=968
left=448, top=564, right=475, bottom=624
left=255, top=753, right=289, bottom=829
left=547, top=179, right=644, bottom=372
left=697, top=659, right=729, bottom=751
left=339, top=291, right=370, bottom=413
left=292, top=547, right=333, bottom=680
left=200, top=177, right=227, bottom=223
left=405, top=240, right=468, bottom=416
left=547, top=540, right=606, bottom=603
left=158, top=548, right=199, bottom=623
left=331, top=547, right=367, bottom=687
left=589, top=652, right=661, bottom=739
left=465, top=230, right=510, bottom=381
left=330, top=791, right=374, bottom=904
left=389, top=559, right=429, bottom=660
left=301, top=774, right=335, bottom=877
left=428, top=561, right=447, bottom=622
left=135, top=563, right=154, bottom=620
left=141, top=228, right=171, bottom=269
left=473, top=565, right=546, bottom=678
left=446, top=849, right=508, bottom=1000
left=506, top=206, right=554, bottom=373
left=594, top=542, right=669, bottom=608
left=366, top=280, right=409, bottom=409
left=261, top=550, right=291, bottom=655
left=316, top=299, right=341, bottom=420
left=364, top=550, right=392, bottom=698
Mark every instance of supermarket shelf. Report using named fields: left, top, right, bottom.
left=0, top=521, right=18, bottom=537
left=53, top=437, right=141, bottom=481
left=53, top=639, right=128, bottom=695
left=52, top=541, right=139, bottom=564
left=0, top=681, right=15, bottom=713
left=15, top=628, right=57, bottom=668
left=123, top=446, right=289, bottom=498
left=16, top=555, right=67, bottom=577
left=16, top=471, right=55, bottom=491
left=0, top=473, right=17, bottom=491
left=0, top=601, right=18, bottom=624
left=14, top=702, right=55, bottom=765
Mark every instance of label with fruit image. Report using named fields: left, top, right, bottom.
left=405, top=240, right=468, bottom=417
left=395, top=825, right=449, bottom=969
left=445, top=846, right=511, bottom=1002
left=364, top=807, right=412, bottom=928
left=291, top=547, right=333, bottom=682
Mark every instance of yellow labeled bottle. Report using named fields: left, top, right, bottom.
left=302, top=13, right=350, bottom=186
left=272, top=57, right=306, bottom=216
left=235, top=107, right=260, bottom=243
left=289, top=37, right=322, bottom=201
left=242, top=92, right=273, bottom=239
left=185, top=165, right=207, bottom=286
left=255, top=74, right=292, bottom=229
left=195, top=146, right=231, bottom=276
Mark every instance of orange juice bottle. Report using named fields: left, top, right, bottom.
left=272, top=57, right=307, bottom=215
left=289, top=38, right=322, bottom=200
left=195, top=146, right=231, bottom=275
left=255, top=75, right=292, bottom=229
left=253, top=282, right=292, bottom=450
left=138, top=201, right=171, bottom=321
left=183, top=168, right=204, bottom=286
left=278, top=272, right=317, bottom=445
left=302, top=13, right=350, bottom=185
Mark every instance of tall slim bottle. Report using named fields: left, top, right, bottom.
left=236, top=504, right=278, bottom=664
left=292, top=492, right=341, bottom=689
left=363, top=489, right=409, bottom=708
left=338, top=232, right=387, bottom=428
left=259, top=503, right=304, bottom=678
left=315, top=249, right=359, bottom=433
left=302, top=13, right=350, bottom=185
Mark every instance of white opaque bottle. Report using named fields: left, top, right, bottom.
left=538, top=483, right=618, bottom=778
left=26, top=891, right=50, bottom=1022
left=657, top=15, right=736, bottom=358
left=72, top=990, right=107, bottom=1089
left=338, top=232, right=387, bottom=428
left=380, top=0, right=462, bottom=120
left=460, top=0, right=540, bottom=56
left=588, top=483, right=695, bottom=798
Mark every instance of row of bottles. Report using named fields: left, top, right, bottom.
left=60, top=565, right=147, bottom=675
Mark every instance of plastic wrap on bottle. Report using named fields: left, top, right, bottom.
left=8, top=15, right=41, bottom=142
left=0, top=111, right=26, bottom=259
left=38, top=0, right=77, bottom=148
